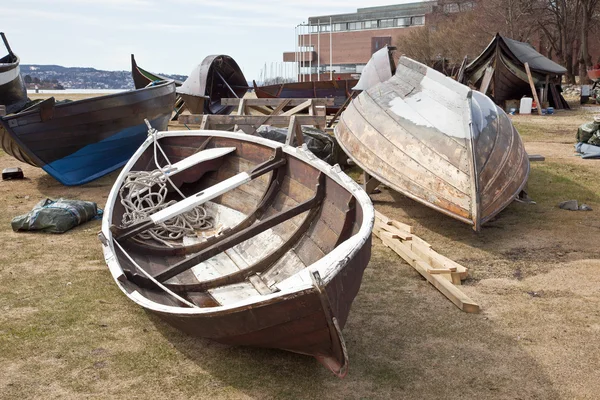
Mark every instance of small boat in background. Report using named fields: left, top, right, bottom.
left=177, top=54, right=247, bottom=115
left=0, top=80, right=176, bottom=186
left=99, top=129, right=373, bottom=377
left=336, top=56, right=529, bottom=231
left=0, top=32, right=27, bottom=114
left=131, top=54, right=183, bottom=88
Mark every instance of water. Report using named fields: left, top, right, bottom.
left=27, top=88, right=127, bottom=95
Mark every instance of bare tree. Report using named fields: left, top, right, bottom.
left=579, top=0, right=600, bottom=83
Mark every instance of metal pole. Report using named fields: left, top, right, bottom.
left=309, top=22, right=312, bottom=82
left=317, top=19, right=320, bottom=81
left=215, top=70, right=239, bottom=98
left=294, top=25, right=298, bottom=82
left=329, top=17, right=333, bottom=80
left=301, top=24, right=304, bottom=82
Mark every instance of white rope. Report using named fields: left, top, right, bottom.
left=119, top=126, right=213, bottom=245
left=119, top=169, right=213, bottom=245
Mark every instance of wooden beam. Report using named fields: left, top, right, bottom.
left=281, top=99, right=312, bottom=116
left=373, top=212, right=478, bottom=313
left=362, top=171, right=381, bottom=195
left=179, top=114, right=326, bottom=128
left=528, top=154, right=545, bottom=162
left=524, top=62, right=543, bottom=115
left=479, top=66, right=494, bottom=94
left=221, top=98, right=334, bottom=106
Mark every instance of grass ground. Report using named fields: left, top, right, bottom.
left=1, top=94, right=599, bottom=399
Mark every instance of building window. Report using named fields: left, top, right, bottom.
left=363, top=20, right=378, bottom=29
left=320, top=24, right=331, bottom=32
left=348, top=22, right=361, bottom=30
left=379, top=19, right=394, bottom=28
left=412, top=16, right=425, bottom=25
left=397, top=17, right=411, bottom=27
left=309, top=25, right=318, bottom=33
left=333, top=23, right=346, bottom=31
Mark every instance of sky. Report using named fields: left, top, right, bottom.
left=0, top=0, right=424, bottom=81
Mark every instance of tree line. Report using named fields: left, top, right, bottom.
left=395, top=0, right=600, bottom=84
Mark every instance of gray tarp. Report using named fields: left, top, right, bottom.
left=575, top=142, right=600, bottom=159
left=11, top=198, right=101, bottom=233
left=254, top=126, right=347, bottom=166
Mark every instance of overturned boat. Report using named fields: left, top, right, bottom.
left=462, top=34, right=569, bottom=109
left=336, top=56, right=529, bottom=231
left=0, top=32, right=27, bottom=114
left=99, top=129, right=373, bottom=377
left=0, top=80, right=176, bottom=185
left=176, top=54, right=247, bottom=115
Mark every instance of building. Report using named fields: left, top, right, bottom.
left=282, top=1, right=438, bottom=81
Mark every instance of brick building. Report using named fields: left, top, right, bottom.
left=283, top=1, right=438, bottom=81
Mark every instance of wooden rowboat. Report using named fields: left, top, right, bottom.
left=131, top=54, right=183, bottom=89
left=99, top=129, right=373, bottom=377
left=0, top=33, right=27, bottom=114
left=336, top=56, right=529, bottom=231
left=176, top=54, right=247, bottom=115
left=0, top=80, right=176, bottom=186
left=253, top=79, right=358, bottom=115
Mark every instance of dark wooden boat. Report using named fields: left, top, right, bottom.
left=0, top=33, right=27, bottom=114
left=0, top=80, right=176, bottom=186
left=131, top=54, right=183, bottom=89
left=177, top=54, right=247, bottom=115
left=336, top=56, right=529, bottom=231
left=253, top=79, right=359, bottom=115
left=463, top=34, right=568, bottom=109
left=99, top=129, right=374, bottom=377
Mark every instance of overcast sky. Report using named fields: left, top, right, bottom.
left=1, top=0, right=423, bottom=80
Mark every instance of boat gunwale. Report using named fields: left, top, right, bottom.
left=101, top=129, right=374, bottom=316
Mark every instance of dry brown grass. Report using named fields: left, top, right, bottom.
left=1, top=101, right=600, bottom=399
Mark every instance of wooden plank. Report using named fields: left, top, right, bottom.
left=362, top=171, right=381, bottom=195
left=524, top=62, right=543, bottom=115
left=282, top=100, right=312, bottom=117
left=179, top=114, right=326, bottom=127
left=374, top=210, right=413, bottom=234
left=479, top=66, right=494, bottom=94
left=249, top=275, right=274, bottom=295
left=528, top=154, right=545, bottom=162
left=221, top=98, right=334, bottom=106
left=379, top=232, right=479, bottom=313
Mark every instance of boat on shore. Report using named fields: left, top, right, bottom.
left=99, top=129, right=373, bottom=377
left=0, top=80, right=176, bottom=186
left=176, top=54, right=247, bottom=115
left=335, top=56, right=529, bottom=231
left=131, top=54, right=183, bottom=88
left=253, top=79, right=358, bottom=115
left=0, top=32, right=27, bottom=114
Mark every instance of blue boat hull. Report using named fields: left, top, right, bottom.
left=42, top=115, right=170, bottom=186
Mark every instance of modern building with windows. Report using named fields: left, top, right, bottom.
left=282, top=1, right=438, bottom=81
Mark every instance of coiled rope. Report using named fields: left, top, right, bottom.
left=118, top=124, right=213, bottom=246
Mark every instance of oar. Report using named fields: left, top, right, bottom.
left=112, top=147, right=286, bottom=241
left=1, top=33, right=14, bottom=57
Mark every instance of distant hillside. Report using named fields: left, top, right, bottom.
left=20, top=64, right=187, bottom=90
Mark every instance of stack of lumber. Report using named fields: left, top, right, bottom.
left=373, top=211, right=480, bottom=313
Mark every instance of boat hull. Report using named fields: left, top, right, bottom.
left=0, top=54, right=27, bottom=114
left=101, top=130, right=374, bottom=376
left=254, top=80, right=358, bottom=114
left=335, top=57, right=529, bottom=230
left=0, top=80, right=176, bottom=185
